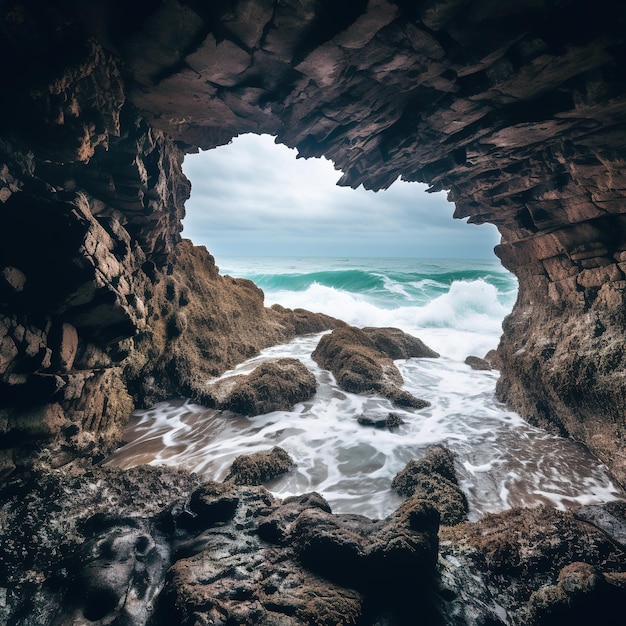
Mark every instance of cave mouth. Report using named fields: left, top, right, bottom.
left=180, top=133, right=502, bottom=259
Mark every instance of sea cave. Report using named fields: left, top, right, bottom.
left=2, top=1, right=626, bottom=624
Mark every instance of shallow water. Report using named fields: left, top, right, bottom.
left=105, top=332, right=623, bottom=521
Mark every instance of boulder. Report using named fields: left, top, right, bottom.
left=312, top=326, right=430, bottom=409
left=464, top=355, right=493, bottom=370
left=204, top=358, right=317, bottom=416
left=289, top=497, right=440, bottom=593
left=357, top=411, right=405, bottom=429
left=224, top=446, right=295, bottom=486
left=391, top=445, right=469, bottom=526
left=362, top=326, right=440, bottom=359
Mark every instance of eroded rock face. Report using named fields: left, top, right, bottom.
left=0, top=467, right=443, bottom=625
left=439, top=504, right=626, bottom=625
left=2, top=2, right=626, bottom=623
left=2, top=0, right=626, bottom=487
left=2, top=465, right=624, bottom=626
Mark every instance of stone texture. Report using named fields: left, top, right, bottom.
left=224, top=447, right=295, bottom=486
left=0, top=466, right=443, bottom=625
left=362, top=326, right=440, bottom=359
left=123, top=241, right=341, bottom=409
left=1, top=465, right=625, bottom=625
left=312, top=326, right=431, bottom=408
left=203, top=358, right=317, bottom=416
left=464, top=355, right=492, bottom=371
left=392, top=445, right=469, bottom=526
left=2, top=2, right=626, bottom=621
left=2, top=0, right=626, bottom=489
left=357, top=410, right=405, bottom=429
left=439, top=505, right=626, bottom=625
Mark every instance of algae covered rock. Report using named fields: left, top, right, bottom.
left=392, top=445, right=469, bottom=526
left=312, top=326, right=431, bottom=409
left=205, top=358, right=317, bottom=416
left=225, top=446, right=295, bottom=486
left=362, top=326, right=440, bottom=359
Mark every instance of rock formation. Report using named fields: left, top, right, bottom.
left=224, top=446, right=295, bottom=485
left=312, top=325, right=432, bottom=408
left=392, top=444, right=469, bottom=526
left=204, top=358, right=317, bottom=416
left=1, top=0, right=626, bottom=484
left=3, top=0, right=626, bottom=623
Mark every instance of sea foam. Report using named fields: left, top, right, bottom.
left=104, top=257, right=622, bottom=520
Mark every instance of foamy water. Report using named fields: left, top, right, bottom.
left=104, top=257, right=623, bottom=520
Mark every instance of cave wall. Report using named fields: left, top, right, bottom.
left=2, top=0, right=626, bottom=484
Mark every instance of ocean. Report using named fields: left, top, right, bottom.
left=105, top=256, right=622, bottom=520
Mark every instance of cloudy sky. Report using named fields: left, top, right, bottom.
left=182, top=133, right=500, bottom=259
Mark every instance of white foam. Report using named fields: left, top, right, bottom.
left=105, top=331, right=623, bottom=520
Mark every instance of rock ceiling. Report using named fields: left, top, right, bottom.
left=2, top=0, right=626, bottom=483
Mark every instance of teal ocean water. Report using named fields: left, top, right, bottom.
left=218, top=256, right=517, bottom=361
left=106, top=257, right=622, bottom=520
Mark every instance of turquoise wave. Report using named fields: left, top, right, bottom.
left=245, top=269, right=385, bottom=293
left=240, top=264, right=516, bottom=307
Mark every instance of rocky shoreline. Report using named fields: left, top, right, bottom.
left=2, top=447, right=625, bottom=625
left=3, top=0, right=626, bottom=623
left=2, top=324, right=626, bottom=625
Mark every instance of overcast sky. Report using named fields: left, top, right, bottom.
left=181, top=133, right=500, bottom=259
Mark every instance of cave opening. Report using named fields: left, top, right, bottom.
left=180, top=133, right=502, bottom=259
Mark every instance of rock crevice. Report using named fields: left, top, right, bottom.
left=2, top=6, right=626, bottom=623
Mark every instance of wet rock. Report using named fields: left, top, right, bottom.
left=575, top=501, right=626, bottom=549
left=204, top=358, right=317, bottom=416
left=62, top=518, right=169, bottom=625
left=392, top=445, right=469, bottom=526
left=270, top=303, right=347, bottom=335
left=126, top=241, right=342, bottom=409
left=290, top=497, right=440, bottom=593
left=526, top=562, right=626, bottom=626
left=464, top=355, right=493, bottom=370
left=2, top=3, right=626, bottom=622
left=2, top=464, right=625, bottom=625
left=257, top=492, right=332, bottom=545
left=160, top=486, right=367, bottom=625
left=357, top=410, right=405, bottom=429
left=312, top=326, right=430, bottom=409
left=0, top=466, right=201, bottom=626
left=438, top=505, right=626, bottom=624
left=483, top=349, right=501, bottom=370
left=361, top=327, right=440, bottom=359
left=224, top=447, right=295, bottom=486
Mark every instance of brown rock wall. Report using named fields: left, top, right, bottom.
left=2, top=0, right=626, bottom=487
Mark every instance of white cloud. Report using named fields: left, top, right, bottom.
left=182, top=133, right=500, bottom=258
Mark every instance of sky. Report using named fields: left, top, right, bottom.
left=181, top=133, right=501, bottom=259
